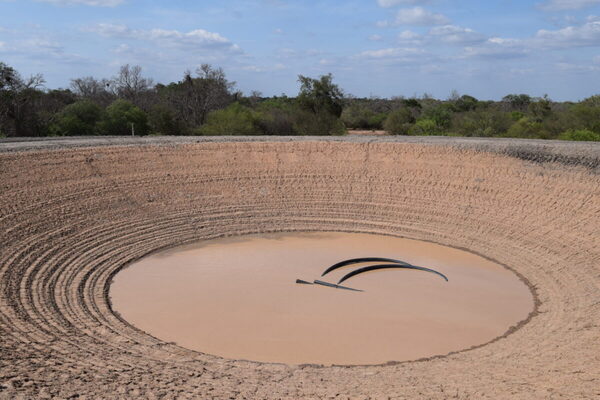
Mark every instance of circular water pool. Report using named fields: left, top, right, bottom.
left=110, top=232, right=534, bottom=365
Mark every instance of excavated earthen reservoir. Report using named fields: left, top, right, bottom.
left=0, top=136, right=599, bottom=399
left=110, top=231, right=534, bottom=366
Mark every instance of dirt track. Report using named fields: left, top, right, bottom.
left=0, top=136, right=599, bottom=399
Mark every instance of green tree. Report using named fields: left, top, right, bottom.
left=97, top=99, right=149, bottom=135
left=297, top=74, right=344, bottom=117
left=452, top=95, right=479, bottom=112
left=502, top=94, right=532, bottom=111
left=528, top=95, right=552, bottom=122
left=49, top=100, right=102, bottom=136
left=294, top=73, right=346, bottom=135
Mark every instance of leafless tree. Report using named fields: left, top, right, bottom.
left=162, top=64, right=235, bottom=128
left=70, top=76, right=114, bottom=107
left=111, top=64, right=154, bottom=103
left=0, top=62, right=46, bottom=136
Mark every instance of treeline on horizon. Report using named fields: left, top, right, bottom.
left=1, top=61, right=599, bottom=141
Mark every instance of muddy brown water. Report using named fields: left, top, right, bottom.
left=110, top=232, right=534, bottom=365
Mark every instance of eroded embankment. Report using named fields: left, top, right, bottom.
left=0, top=137, right=599, bottom=399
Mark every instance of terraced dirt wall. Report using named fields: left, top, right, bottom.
left=0, top=137, right=599, bottom=399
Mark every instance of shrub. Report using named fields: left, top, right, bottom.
left=97, top=99, right=149, bottom=136
left=341, top=104, right=386, bottom=130
left=510, top=111, right=525, bottom=121
left=196, top=103, right=261, bottom=135
left=568, top=103, right=600, bottom=133
left=49, top=100, right=102, bottom=136
left=452, top=95, right=479, bottom=112
left=148, top=105, right=183, bottom=135
left=421, top=104, right=453, bottom=129
left=451, top=110, right=513, bottom=137
left=293, top=109, right=346, bottom=135
left=558, top=129, right=600, bottom=142
left=408, top=119, right=439, bottom=136
left=383, top=108, right=413, bottom=135
left=255, top=98, right=298, bottom=135
left=505, top=118, right=549, bottom=139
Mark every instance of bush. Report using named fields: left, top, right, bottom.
left=505, top=118, right=549, bottom=139
left=510, top=111, right=525, bottom=121
left=49, top=100, right=102, bottom=136
left=341, top=104, right=386, bottom=130
left=452, top=95, right=479, bottom=112
left=383, top=108, right=413, bottom=135
left=255, top=98, right=297, bottom=135
left=568, top=103, right=600, bottom=133
left=293, top=109, right=346, bottom=135
left=421, top=104, right=453, bottom=129
left=97, top=99, right=149, bottom=136
left=148, top=105, right=183, bottom=135
left=558, top=129, right=600, bottom=141
left=196, top=103, right=261, bottom=135
left=408, top=119, right=440, bottom=136
left=451, top=110, right=513, bottom=137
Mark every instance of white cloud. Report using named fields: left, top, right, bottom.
left=87, top=23, right=241, bottom=52
left=556, top=62, right=600, bottom=72
left=464, top=37, right=529, bottom=59
left=357, top=47, right=424, bottom=59
left=241, top=65, right=264, bottom=72
left=369, top=34, right=383, bottom=41
left=428, top=25, right=486, bottom=44
left=0, top=34, right=90, bottom=64
left=398, top=30, right=420, bottom=40
left=538, top=0, right=600, bottom=11
left=535, top=20, right=600, bottom=47
left=377, top=0, right=430, bottom=7
left=397, top=30, right=423, bottom=44
left=394, top=7, right=449, bottom=26
left=35, top=0, right=124, bottom=6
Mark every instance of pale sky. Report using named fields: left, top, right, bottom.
left=1, top=0, right=600, bottom=100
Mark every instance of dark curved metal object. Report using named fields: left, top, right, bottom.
left=313, top=280, right=363, bottom=292
left=337, top=263, right=449, bottom=284
left=322, top=257, right=412, bottom=277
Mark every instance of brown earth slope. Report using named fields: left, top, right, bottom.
left=0, top=137, right=599, bottom=399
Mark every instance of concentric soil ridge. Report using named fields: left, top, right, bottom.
left=0, top=137, right=598, bottom=399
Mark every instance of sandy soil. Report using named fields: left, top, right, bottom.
left=111, top=232, right=533, bottom=366
left=0, top=136, right=599, bottom=399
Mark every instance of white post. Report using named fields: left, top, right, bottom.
left=131, top=123, right=135, bottom=137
